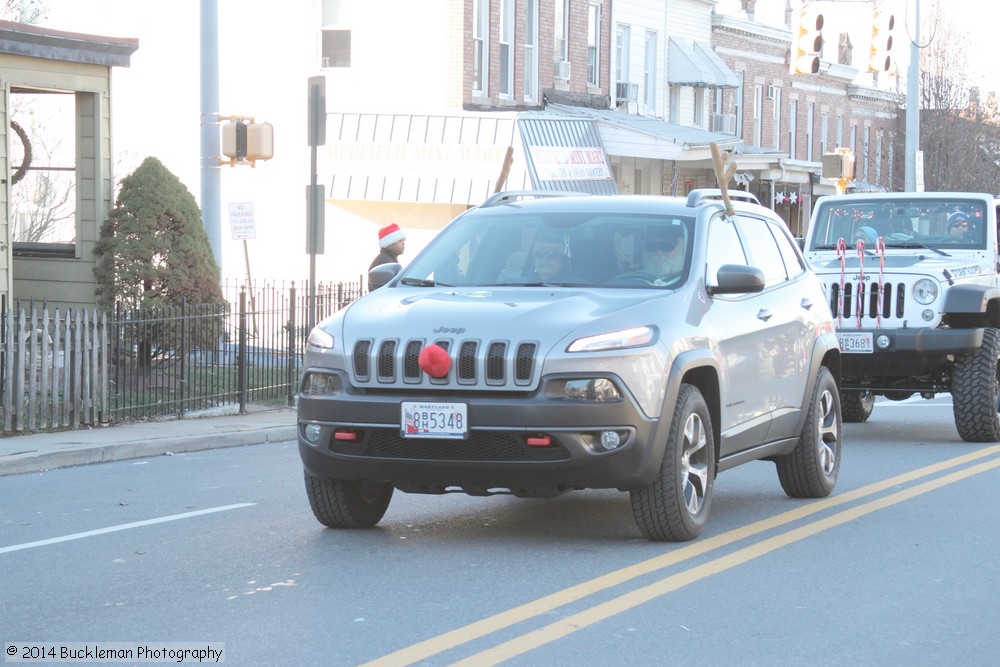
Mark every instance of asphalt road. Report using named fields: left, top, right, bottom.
left=2, top=396, right=999, bottom=666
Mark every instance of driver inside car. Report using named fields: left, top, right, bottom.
left=642, top=227, right=685, bottom=279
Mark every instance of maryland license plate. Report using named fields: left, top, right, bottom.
left=402, top=402, right=468, bottom=439
left=838, top=332, right=873, bottom=353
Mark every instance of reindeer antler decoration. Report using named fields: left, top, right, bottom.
left=709, top=142, right=737, bottom=217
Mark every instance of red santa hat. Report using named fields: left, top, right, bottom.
left=378, top=223, right=406, bottom=248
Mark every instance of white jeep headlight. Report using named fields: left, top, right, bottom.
left=912, top=279, right=938, bottom=305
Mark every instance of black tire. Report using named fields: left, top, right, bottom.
left=952, top=327, right=1000, bottom=442
left=840, top=389, right=874, bottom=423
left=776, top=366, right=841, bottom=498
left=304, top=471, right=393, bottom=528
left=630, top=384, right=716, bottom=542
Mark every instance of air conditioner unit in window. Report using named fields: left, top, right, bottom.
left=766, top=85, right=776, bottom=99
left=616, top=82, right=638, bottom=103
left=554, top=60, right=571, bottom=80
left=711, top=113, right=738, bottom=134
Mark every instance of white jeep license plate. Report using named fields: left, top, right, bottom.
left=838, top=332, right=873, bottom=353
left=402, top=402, right=468, bottom=439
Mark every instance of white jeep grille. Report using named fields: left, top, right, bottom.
left=827, top=280, right=907, bottom=326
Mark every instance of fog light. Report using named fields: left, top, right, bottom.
left=304, top=423, right=322, bottom=443
left=564, top=378, right=621, bottom=401
left=922, top=309, right=934, bottom=322
left=875, top=334, right=892, bottom=350
left=599, top=430, right=622, bottom=451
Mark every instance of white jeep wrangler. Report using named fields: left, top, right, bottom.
left=802, top=192, right=1000, bottom=441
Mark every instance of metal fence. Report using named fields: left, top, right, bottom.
left=0, top=279, right=365, bottom=434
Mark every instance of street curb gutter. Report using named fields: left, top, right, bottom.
left=0, top=425, right=297, bottom=477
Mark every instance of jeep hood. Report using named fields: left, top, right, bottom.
left=333, top=287, right=666, bottom=344
left=806, top=251, right=991, bottom=278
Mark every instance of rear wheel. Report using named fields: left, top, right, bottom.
left=631, top=384, right=715, bottom=542
left=304, top=471, right=393, bottom=528
left=776, top=366, right=841, bottom=498
left=840, top=389, right=874, bottom=423
left=952, top=327, right=1000, bottom=442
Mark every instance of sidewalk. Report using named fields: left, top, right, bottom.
left=0, top=404, right=297, bottom=476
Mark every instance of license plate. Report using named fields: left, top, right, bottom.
left=838, top=332, right=873, bottom=353
left=401, top=402, right=468, bottom=439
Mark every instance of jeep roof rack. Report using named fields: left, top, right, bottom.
left=686, top=188, right=760, bottom=208
left=479, top=190, right=592, bottom=208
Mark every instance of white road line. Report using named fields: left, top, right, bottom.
left=0, top=503, right=256, bottom=555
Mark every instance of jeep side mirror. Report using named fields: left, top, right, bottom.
left=368, top=263, right=402, bottom=290
left=708, top=264, right=766, bottom=295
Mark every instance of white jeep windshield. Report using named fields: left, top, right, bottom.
left=808, top=198, right=989, bottom=251
left=401, top=208, right=696, bottom=288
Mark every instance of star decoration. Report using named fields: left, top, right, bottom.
left=774, top=191, right=786, bottom=204
left=789, top=191, right=798, bottom=204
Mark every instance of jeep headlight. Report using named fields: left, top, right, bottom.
left=567, top=326, right=657, bottom=353
left=912, top=279, right=938, bottom=305
left=307, top=327, right=335, bottom=349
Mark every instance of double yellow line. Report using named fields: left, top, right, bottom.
left=364, top=445, right=1000, bottom=666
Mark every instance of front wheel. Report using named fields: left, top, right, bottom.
left=630, top=384, right=716, bottom=542
left=776, top=366, right=841, bottom=498
left=840, top=389, right=874, bottom=423
left=952, top=327, right=1000, bottom=442
left=304, top=471, right=393, bottom=528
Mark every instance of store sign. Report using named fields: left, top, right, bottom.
left=528, top=146, right=612, bottom=181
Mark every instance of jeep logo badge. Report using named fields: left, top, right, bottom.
left=433, top=326, right=466, bottom=334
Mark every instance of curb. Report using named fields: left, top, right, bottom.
left=0, top=425, right=298, bottom=476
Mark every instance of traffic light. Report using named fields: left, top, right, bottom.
left=868, top=11, right=894, bottom=72
left=790, top=6, right=824, bottom=74
left=222, top=120, right=274, bottom=167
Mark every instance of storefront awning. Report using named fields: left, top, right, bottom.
left=546, top=103, right=740, bottom=161
left=322, top=111, right=617, bottom=206
left=668, top=38, right=739, bottom=88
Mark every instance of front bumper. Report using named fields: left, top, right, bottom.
left=838, top=326, right=983, bottom=386
left=296, top=371, right=668, bottom=496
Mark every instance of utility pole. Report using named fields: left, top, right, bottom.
left=904, top=0, right=921, bottom=192
left=200, top=0, right=223, bottom=267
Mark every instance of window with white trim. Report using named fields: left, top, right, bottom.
left=644, top=30, right=657, bottom=112
left=10, top=88, right=80, bottom=257
left=587, top=2, right=601, bottom=87
left=753, top=84, right=763, bottom=146
left=788, top=99, right=797, bottom=159
left=554, top=0, right=569, bottom=63
left=615, top=24, right=630, bottom=86
left=500, top=0, right=514, bottom=98
left=806, top=102, right=815, bottom=161
left=820, top=111, right=828, bottom=155
left=772, top=87, right=782, bottom=150
left=524, top=0, right=538, bottom=102
left=473, top=0, right=488, bottom=95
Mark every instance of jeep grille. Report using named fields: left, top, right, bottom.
left=828, top=281, right=905, bottom=323
left=351, top=338, right=539, bottom=390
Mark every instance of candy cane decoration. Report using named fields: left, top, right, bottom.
left=856, top=239, right=866, bottom=328
left=875, top=236, right=886, bottom=328
left=836, top=238, right=847, bottom=327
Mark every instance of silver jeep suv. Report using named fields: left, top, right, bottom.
left=297, top=191, right=843, bottom=541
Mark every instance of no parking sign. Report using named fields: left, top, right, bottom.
left=228, top=202, right=256, bottom=240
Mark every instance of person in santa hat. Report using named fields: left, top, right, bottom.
left=368, top=223, right=407, bottom=290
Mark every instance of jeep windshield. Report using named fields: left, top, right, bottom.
left=808, top=197, right=988, bottom=251
left=399, top=206, right=696, bottom=289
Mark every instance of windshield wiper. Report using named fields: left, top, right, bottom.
left=399, top=277, right=451, bottom=287
left=889, top=242, right=950, bottom=257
